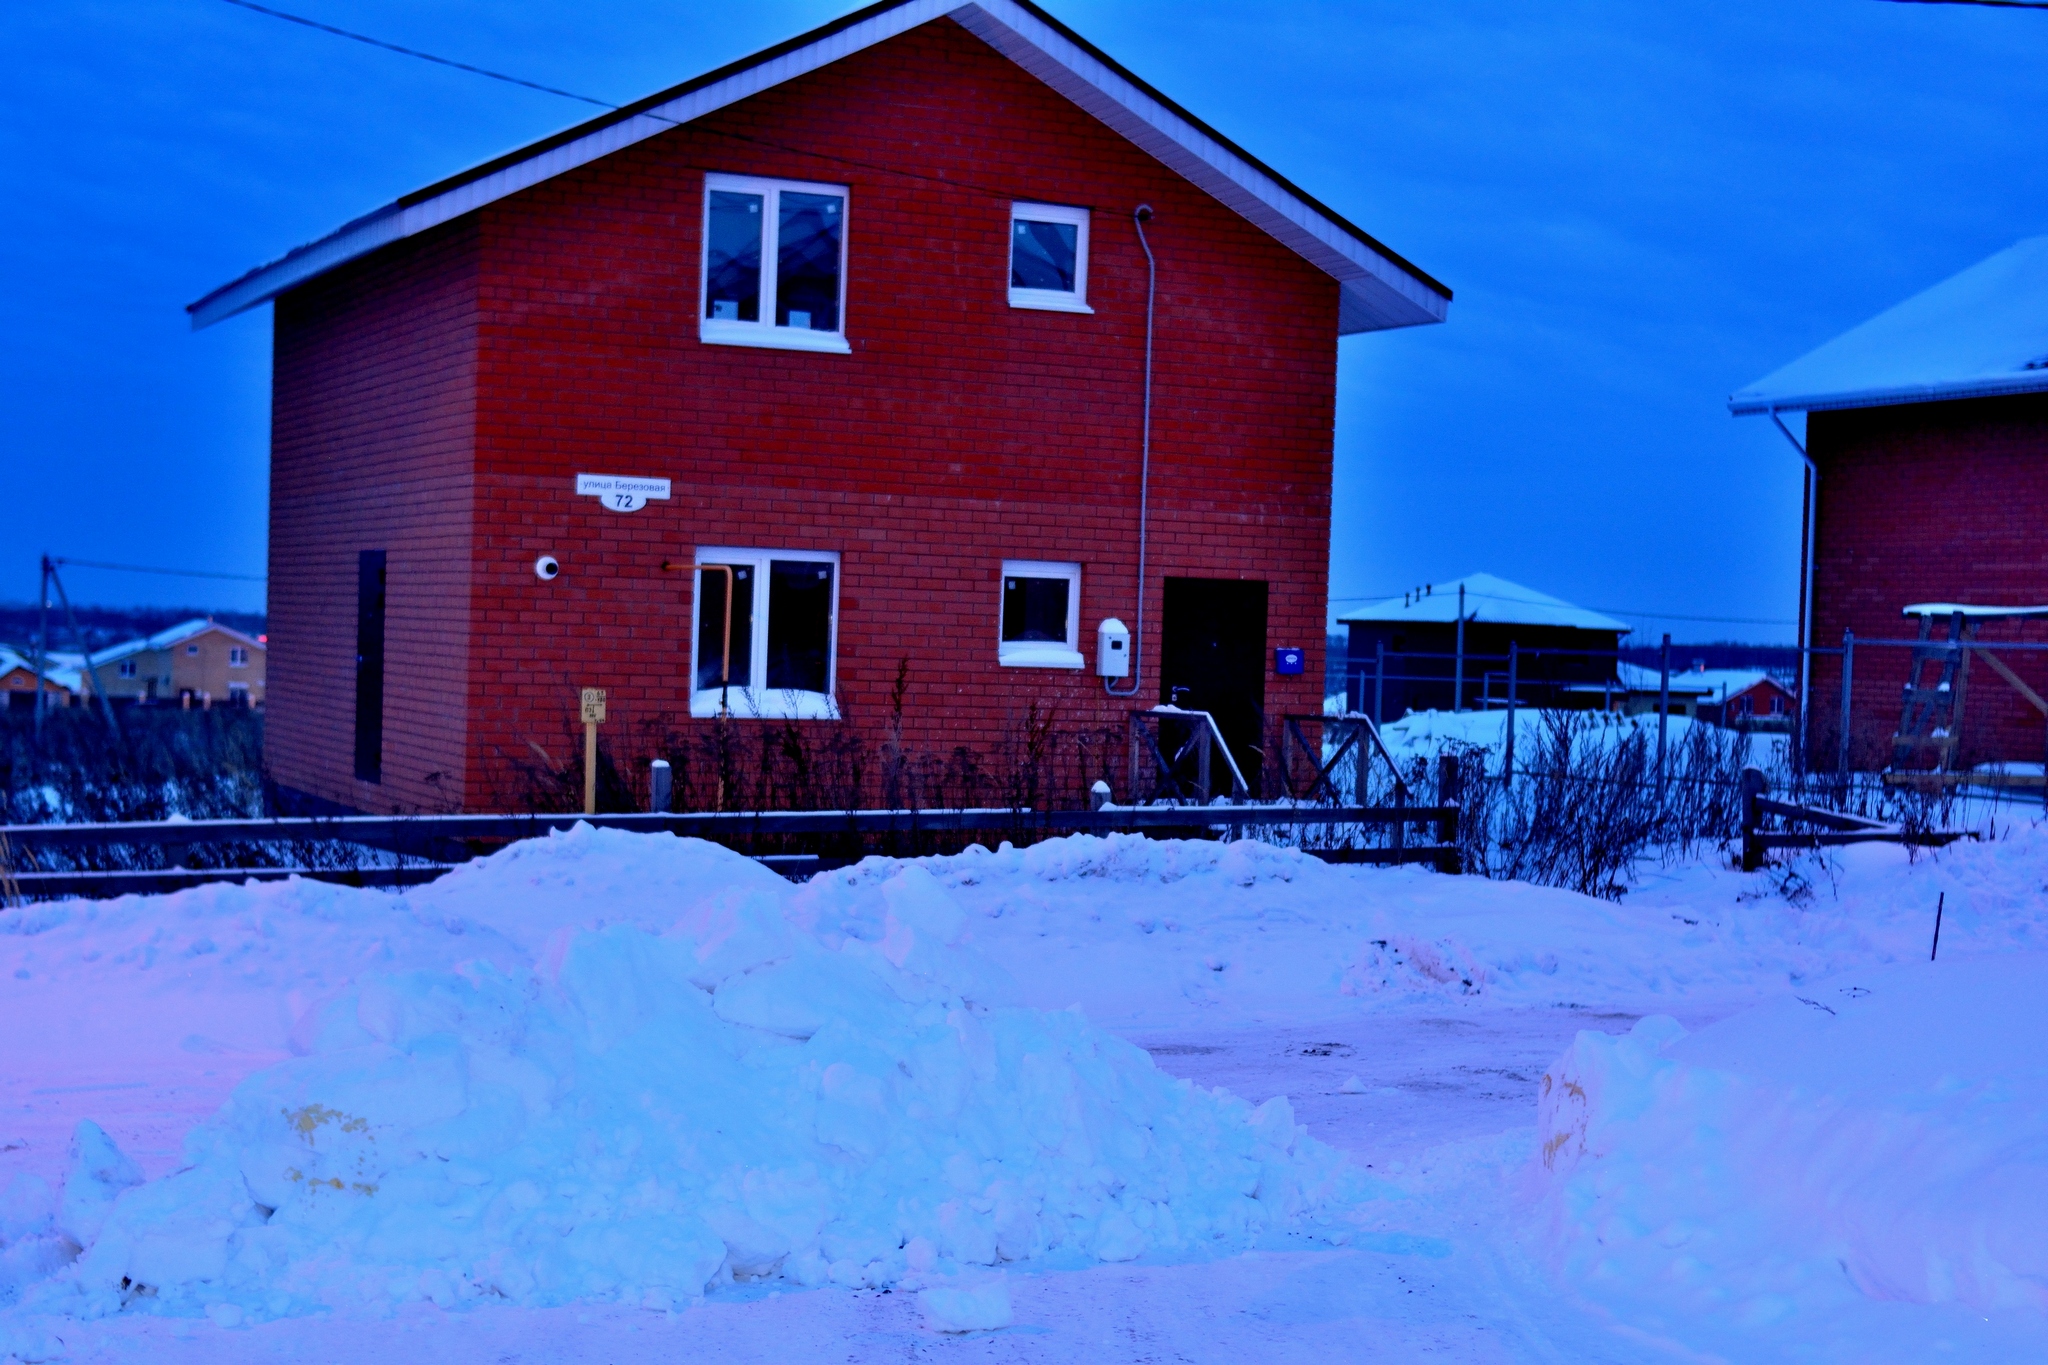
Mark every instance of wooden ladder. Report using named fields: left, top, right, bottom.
left=1892, top=610, right=1970, bottom=772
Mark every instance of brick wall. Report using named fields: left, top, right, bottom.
left=273, top=17, right=1347, bottom=808
left=268, top=220, right=479, bottom=812
left=1808, top=393, right=2048, bottom=768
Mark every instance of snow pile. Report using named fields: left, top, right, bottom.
left=1378, top=707, right=1787, bottom=770
left=1530, top=954, right=2048, bottom=1317
left=14, top=835, right=1372, bottom=1321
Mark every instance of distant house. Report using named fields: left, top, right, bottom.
left=1585, top=663, right=1794, bottom=728
left=89, top=620, right=267, bottom=707
left=1731, top=236, right=2048, bottom=767
left=0, top=648, right=78, bottom=710
left=1338, top=573, right=1628, bottom=719
left=1685, top=667, right=1796, bottom=730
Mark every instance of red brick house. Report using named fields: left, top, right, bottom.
left=1731, top=236, right=2048, bottom=769
left=190, top=0, right=1449, bottom=813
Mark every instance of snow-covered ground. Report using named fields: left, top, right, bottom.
left=3, top=825, right=2046, bottom=1360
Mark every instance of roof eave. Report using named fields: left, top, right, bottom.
left=1728, top=371, right=2048, bottom=416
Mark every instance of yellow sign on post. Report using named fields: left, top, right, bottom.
left=580, top=688, right=607, bottom=814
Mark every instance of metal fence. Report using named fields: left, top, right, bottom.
left=0, top=798, right=1464, bottom=902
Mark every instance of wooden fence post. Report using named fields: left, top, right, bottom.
left=1740, top=765, right=1765, bottom=872
left=1436, top=752, right=1461, bottom=873
left=580, top=688, right=607, bottom=816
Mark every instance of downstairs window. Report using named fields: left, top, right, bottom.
left=692, top=549, right=840, bottom=718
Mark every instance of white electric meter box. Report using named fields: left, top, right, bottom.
left=1096, top=617, right=1131, bottom=677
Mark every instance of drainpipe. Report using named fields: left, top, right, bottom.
left=1768, top=406, right=1818, bottom=775
left=1105, top=205, right=1157, bottom=699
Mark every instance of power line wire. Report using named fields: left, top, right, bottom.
left=217, top=0, right=616, bottom=108
left=218, top=0, right=1039, bottom=205
left=1879, top=0, right=2048, bottom=10
left=55, top=558, right=266, bottom=583
left=1327, top=588, right=1792, bottom=626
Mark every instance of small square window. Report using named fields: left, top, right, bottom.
left=229, top=647, right=249, bottom=667
left=702, top=174, right=851, bottom=354
left=186, top=644, right=200, bottom=656
left=1009, top=203, right=1092, bottom=314
left=999, top=560, right=1083, bottom=668
left=691, top=548, right=841, bottom=718
left=117, top=660, right=137, bottom=678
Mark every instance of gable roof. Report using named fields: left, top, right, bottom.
left=1338, top=572, right=1629, bottom=633
left=1729, top=236, right=2048, bottom=416
left=88, top=619, right=264, bottom=667
left=188, top=0, right=1449, bottom=337
left=0, top=647, right=81, bottom=694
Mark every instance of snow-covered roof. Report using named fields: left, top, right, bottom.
left=188, top=0, right=1448, bottom=338
left=1338, top=573, right=1629, bottom=633
left=1609, top=664, right=1788, bottom=699
left=88, top=619, right=263, bottom=667
left=1728, top=236, right=2048, bottom=416
left=0, top=646, right=80, bottom=693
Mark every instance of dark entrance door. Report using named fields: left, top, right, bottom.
left=1160, top=577, right=1268, bottom=794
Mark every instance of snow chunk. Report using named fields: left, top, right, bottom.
left=921, top=1272, right=1012, bottom=1332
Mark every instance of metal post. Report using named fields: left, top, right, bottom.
left=1504, top=642, right=1518, bottom=786
left=1453, top=584, right=1466, bottom=712
left=649, top=759, right=672, bottom=813
left=1838, top=629, right=1854, bottom=782
left=1195, top=719, right=1211, bottom=804
left=1656, top=633, right=1670, bottom=804
left=1373, top=638, right=1385, bottom=725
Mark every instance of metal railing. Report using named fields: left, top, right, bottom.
left=0, top=799, right=1463, bottom=901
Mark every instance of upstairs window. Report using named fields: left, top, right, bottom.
left=693, top=548, right=840, bottom=718
left=999, top=560, right=1083, bottom=668
left=702, top=174, right=850, bottom=354
left=117, top=660, right=137, bottom=678
left=1009, top=203, right=1092, bottom=314
left=228, top=647, right=249, bottom=667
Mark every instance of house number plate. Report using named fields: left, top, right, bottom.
left=575, top=473, right=672, bottom=513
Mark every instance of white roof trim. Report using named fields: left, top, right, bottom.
left=190, top=0, right=1446, bottom=334
left=1726, top=371, right=2048, bottom=417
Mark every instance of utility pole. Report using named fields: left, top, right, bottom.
left=1373, top=638, right=1384, bottom=725
left=49, top=560, right=118, bottom=735
left=1504, top=641, right=1518, bottom=786
left=1453, top=583, right=1467, bottom=712
left=1656, top=633, right=1671, bottom=804
left=33, top=556, right=49, bottom=736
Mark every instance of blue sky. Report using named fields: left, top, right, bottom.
left=6, top=1, right=2046, bottom=639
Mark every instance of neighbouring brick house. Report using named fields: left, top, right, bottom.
left=1731, top=236, right=2048, bottom=769
left=189, top=0, right=1449, bottom=813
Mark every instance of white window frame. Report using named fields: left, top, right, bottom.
left=117, top=660, right=137, bottom=678
left=228, top=647, right=249, bottom=668
left=700, top=173, right=852, bottom=355
left=998, top=560, right=1083, bottom=669
left=1008, top=203, right=1093, bottom=314
left=690, top=547, right=842, bottom=719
